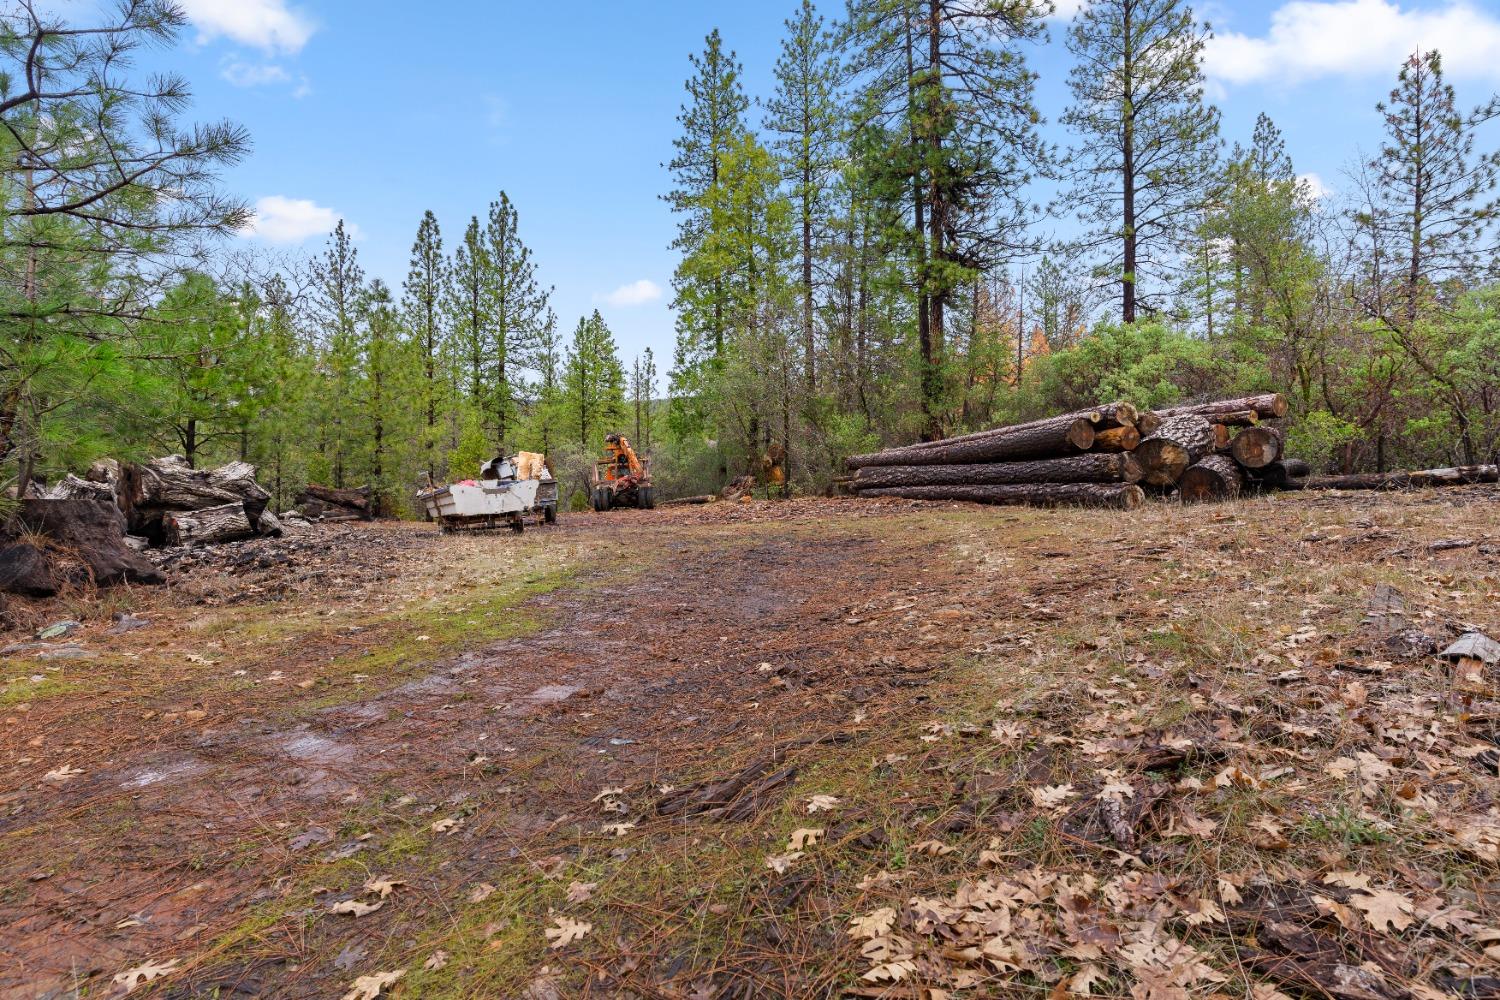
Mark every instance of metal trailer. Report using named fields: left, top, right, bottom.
left=418, top=458, right=559, bottom=533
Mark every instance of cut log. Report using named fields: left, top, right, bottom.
left=1204, top=409, right=1259, bottom=428
left=1134, top=415, right=1216, bottom=487
left=1251, top=459, right=1311, bottom=489
left=44, top=473, right=116, bottom=502
left=1091, top=425, right=1141, bottom=452
left=296, top=483, right=373, bottom=519
left=122, top=457, right=271, bottom=537
left=1134, top=411, right=1162, bottom=437
left=13, top=499, right=164, bottom=587
left=852, top=453, right=1142, bottom=490
left=1295, top=465, right=1499, bottom=491
left=163, top=502, right=256, bottom=546
left=1229, top=426, right=1283, bottom=469
left=1154, top=393, right=1288, bottom=421
left=891, top=401, right=1135, bottom=456
left=858, top=482, right=1146, bottom=510
left=847, top=415, right=1096, bottom=469
left=1211, top=424, right=1233, bottom=451
left=1179, top=455, right=1246, bottom=503
left=660, top=494, right=716, bottom=506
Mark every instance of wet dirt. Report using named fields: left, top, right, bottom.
left=0, top=511, right=922, bottom=998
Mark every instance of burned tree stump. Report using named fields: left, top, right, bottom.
left=1134, top=415, right=1216, bottom=487
left=1179, top=455, right=1245, bottom=503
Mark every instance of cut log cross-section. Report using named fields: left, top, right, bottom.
left=1134, top=415, right=1216, bottom=487
left=853, top=453, right=1141, bottom=490
left=847, top=415, right=1096, bottom=469
left=1179, top=454, right=1246, bottom=503
left=1229, top=426, right=1284, bottom=469
left=858, top=482, right=1146, bottom=510
left=1092, top=426, right=1142, bottom=452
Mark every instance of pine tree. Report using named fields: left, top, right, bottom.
left=485, top=191, right=550, bottom=450
left=846, top=0, right=1048, bottom=436
left=526, top=308, right=564, bottom=461
left=445, top=215, right=492, bottom=407
left=1062, top=0, right=1221, bottom=323
left=311, top=220, right=365, bottom=487
left=765, top=0, right=843, bottom=392
left=402, top=210, right=445, bottom=477
left=359, top=278, right=406, bottom=514
left=666, top=29, right=750, bottom=373
left=562, top=311, right=626, bottom=449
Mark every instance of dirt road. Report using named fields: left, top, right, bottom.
left=4, top=493, right=1499, bottom=998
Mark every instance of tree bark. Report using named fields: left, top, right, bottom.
left=1293, top=465, right=1499, bottom=490
left=1154, top=393, right=1288, bottom=421
left=847, top=416, right=1095, bottom=469
left=1179, top=454, right=1245, bottom=503
left=12, top=499, right=164, bottom=587
left=164, top=502, right=256, bottom=547
left=1092, top=425, right=1141, bottom=452
left=1134, top=415, right=1215, bottom=486
left=1202, top=409, right=1259, bottom=427
left=120, top=458, right=270, bottom=537
left=853, top=453, right=1141, bottom=490
left=859, top=482, right=1146, bottom=510
left=297, top=483, right=374, bottom=520
left=1228, top=426, right=1284, bottom=469
left=1134, top=410, right=1162, bottom=437
left=43, top=473, right=115, bottom=502
left=896, top=405, right=1106, bottom=453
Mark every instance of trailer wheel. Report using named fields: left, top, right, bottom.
left=510, top=516, right=524, bottom=534
left=543, top=502, right=557, bottom=524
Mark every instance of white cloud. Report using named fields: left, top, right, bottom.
left=601, top=280, right=663, bottom=308
left=1298, top=171, right=1331, bottom=201
left=220, top=60, right=290, bottom=87
left=1206, top=0, right=1500, bottom=86
left=243, top=196, right=355, bottom=244
left=177, top=0, right=316, bottom=55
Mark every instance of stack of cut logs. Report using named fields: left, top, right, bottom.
left=847, top=394, right=1306, bottom=509
left=50, top=455, right=284, bottom=546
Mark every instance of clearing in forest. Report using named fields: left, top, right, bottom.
left=2, top=491, right=1499, bottom=999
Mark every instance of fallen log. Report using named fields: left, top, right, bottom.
left=1134, top=415, right=1216, bottom=487
left=853, top=453, right=1142, bottom=490
left=122, top=457, right=271, bottom=537
left=257, top=510, right=285, bottom=538
left=43, top=473, right=116, bottom=502
left=1155, top=393, right=1288, bottom=421
left=1253, top=458, right=1311, bottom=490
left=1211, top=424, right=1233, bottom=451
left=1179, top=454, right=1245, bottom=503
left=297, top=483, right=373, bottom=519
left=858, top=482, right=1146, bottom=510
left=847, top=415, right=1096, bottom=469
left=660, top=494, right=716, bottom=506
left=163, top=502, right=257, bottom=546
left=1229, top=425, right=1284, bottom=469
left=1091, top=425, right=1141, bottom=452
left=1294, top=465, right=1499, bottom=491
left=9, top=499, right=164, bottom=590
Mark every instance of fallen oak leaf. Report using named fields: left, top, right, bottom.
left=806, top=794, right=840, bottom=813
left=1350, top=889, right=1415, bottom=933
left=787, top=827, right=824, bottom=850
left=848, top=906, right=897, bottom=939
left=112, top=958, right=179, bottom=993
left=1069, top=964, right=1109, bottom=995
left=1032, top=784, right=1076, bottom=809
left=468, top=883, right=496, bottom=903
left=764, top=850, right=804, bottom=874
left=341, top=969, right=405, bottom=1000
left=43, top=764, right=84, bottom=782
left=430, top=816, right=462, bottom=834
left=363, top=877, right=404, bottom=899
left=423, top=950, right=449, bottom=971
left=543, top=915, right=592, bottom=949
left=912, top=838, right=954, bottom=857
left=601, top=821, right=635, bottom=837
left=566, top=880, right=597, bottom=903
left=330, top=898, right=383, bottom=917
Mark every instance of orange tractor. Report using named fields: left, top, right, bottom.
left=591, top=433, right=654, bottom=510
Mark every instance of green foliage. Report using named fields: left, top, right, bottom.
left=1025, top=321, right=1234, bottom=413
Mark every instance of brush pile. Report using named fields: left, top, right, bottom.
left=848, top=394, right=1308, bottom=508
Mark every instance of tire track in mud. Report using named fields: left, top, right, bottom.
left=1, top=522, right=912, bottom=998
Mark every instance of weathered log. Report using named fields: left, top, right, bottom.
left=122, top=457, right=271, bottom=535
left=660, top=494, right=716, bottom=506
left=847, top=416, right=1096, bottom=469
left=1205, top=409, right=1260, bottom=428
left=11, top=499, right=164, bottom=588
left=1134, top=415, right=1216, bottom=487
left=858, top=482, right=1145, bottom=510
left=1179, top=454, right=1246, bottom=503
left=297, top=483, right=373, bottom=518
left=1229, top=425, right=1283, bottom=469
left=163, top=502, right=256, bottom=546
left=257, top=510, right=284, bottom=538
left=1295, top=465, right=1499, bottom=491
left=1091, top=425, right=1141, bottom=452
left=1154, top=393, right=1288, bottom=421
left=1250, top=459, right=1311, bottom=489
left=852, top=453, right=1142, bottom=490
left=44, top=473, right=116, bottom=502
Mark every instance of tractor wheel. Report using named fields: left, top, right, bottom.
left=637, top=486, right=655, bottom=510
left=543, top=502, right=557, bottom=524
left=593, top=488, right=611, bottom=512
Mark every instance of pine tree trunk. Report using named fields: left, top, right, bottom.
left=853, top=452, right=1141, bottom=490
left=1179, top=454, right=1245, bottom=503
left=860, top=482, right=1145, bottom=510
left=1135, top=415, right=1216, bottom=486
left=847, top=415, right=1096, bottom=469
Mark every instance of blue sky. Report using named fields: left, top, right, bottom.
left=153, top=0, right=1500, bottom=366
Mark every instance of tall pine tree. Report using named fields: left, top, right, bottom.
left=402, top=210, right=445, bottom=477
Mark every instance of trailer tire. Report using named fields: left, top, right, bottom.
left=511, top=516, right=524, bottom=534
left=543, top=503, right=557, bottom=524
